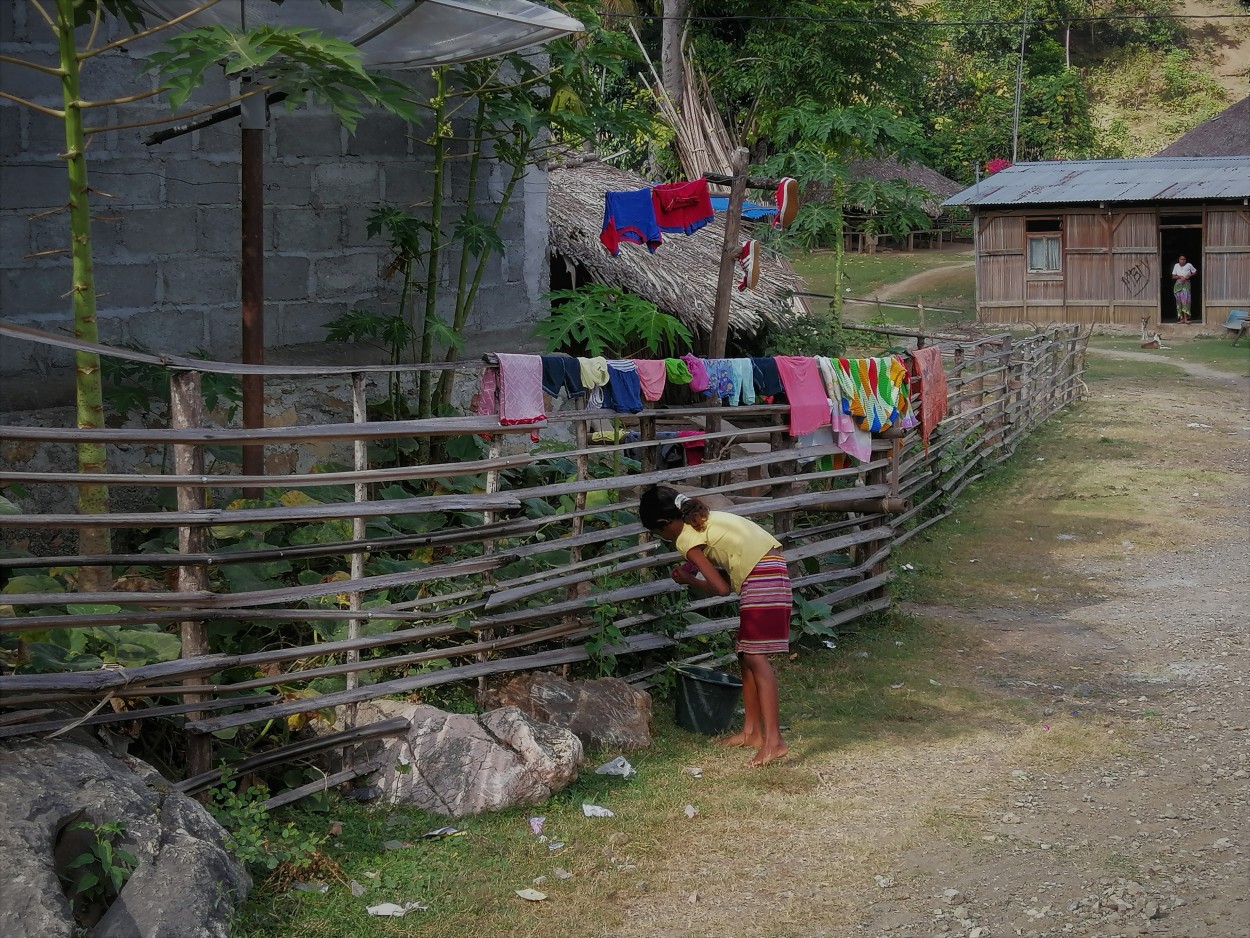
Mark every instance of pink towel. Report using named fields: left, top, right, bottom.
left=775, top=355, right=831, bottom=437
left=480, top=353, right=545, bottom=427
left=631, top=359, right=668, bottom=402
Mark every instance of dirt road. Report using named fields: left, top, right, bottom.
left=612, top=346, right=1249, bottom=936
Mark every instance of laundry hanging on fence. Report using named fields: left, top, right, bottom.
left=831, top=357, right=913, bottom=434
left=577, top=356, right=610, bottom=408
left=817, top=356, right=872, bottom=463
left=603, top=359, right=644, bottom=414
left=774, top=355, right=831, bottom=437
left=909, top=345, right=948, bottom=444
left=478, top=354, right=545, bottom=433
left=631, top=358, right=668, bottom=402
left=540, top=354, right=585, bottom=399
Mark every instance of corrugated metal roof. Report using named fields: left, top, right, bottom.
left=943, top=157, right=1250, bottom=207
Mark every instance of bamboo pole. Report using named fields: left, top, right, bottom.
left=169, top=371, right=210, bottom=784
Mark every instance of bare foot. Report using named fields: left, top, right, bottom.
left=717, top=731, right=762, bottom=748
left=749, top=742, right=789, bottom=767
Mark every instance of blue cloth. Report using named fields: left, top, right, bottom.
left=709, top=197, right=778, bottom=220
left=703, top=359, right=735, bottom=400
left=601, top=189, right=662, bottom=255
left=540, top=354, right=584, bottom=398
left=603, top=360, right=644, bottom=414
left=729, top=358, right=755, bottom=405
left=751, top=356, right=784, bottom=397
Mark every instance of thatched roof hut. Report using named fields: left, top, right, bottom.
left=546, top=154, right=809, bottom=344
left=1155, top=96, right=1250, bottom=157
left=847, top=156, right=964, bottom=216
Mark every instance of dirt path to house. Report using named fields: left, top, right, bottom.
left=874, top=260, right=975, bottom=304
left=602, top=347, right=1249, bottom=936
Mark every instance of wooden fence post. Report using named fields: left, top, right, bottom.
left=170, top=370, right=210, bottom=785
left=344, top=372, right=367, bottom=757
left=707, top=147, right=749, bottom=359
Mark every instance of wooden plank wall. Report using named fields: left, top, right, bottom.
left=0, top=325, right=1087, bottom=794
left=975, top=205, right=1250, bottom=325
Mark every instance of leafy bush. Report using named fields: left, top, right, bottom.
left=208, top=771, right=325, bottom=874
left=536, top=283, right=693, bottom=357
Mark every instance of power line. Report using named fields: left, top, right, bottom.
left=609, top=11, right=1250, bottom=29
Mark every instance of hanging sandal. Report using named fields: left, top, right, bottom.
left=737, top=239, right=760, bottom=291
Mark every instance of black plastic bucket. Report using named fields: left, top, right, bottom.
left=674, top=666, right=743, bottom=734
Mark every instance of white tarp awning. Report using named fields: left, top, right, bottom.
left=136, top=0, right=584, bottom=67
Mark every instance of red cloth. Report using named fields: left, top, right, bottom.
left=651, top=178, right=715, bottom=235
left=676, top=429, right=706, bottom=466
left=774, top=355, right=831, bottom=437
left=909, top=345, right=948, bottom=442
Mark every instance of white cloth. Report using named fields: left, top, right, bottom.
left=1172, top=262, right=1196, bottom=280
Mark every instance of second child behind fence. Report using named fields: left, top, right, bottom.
left=639, top=485, right=793, bottom=766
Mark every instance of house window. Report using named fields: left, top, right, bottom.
left=1026, top=218, right=1062, bottom=273
left=1027, top=236, right=1061, bottom=272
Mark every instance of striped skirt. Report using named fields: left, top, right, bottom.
left=736, top=554, right=792, bottom=655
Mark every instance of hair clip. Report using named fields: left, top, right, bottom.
left=674, top=494, right=688, bottom=509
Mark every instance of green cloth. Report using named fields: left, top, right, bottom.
left=664, top=358, right=693, bottom=384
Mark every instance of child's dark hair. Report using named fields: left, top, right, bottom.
left=639, top=485, right=709, bottom=532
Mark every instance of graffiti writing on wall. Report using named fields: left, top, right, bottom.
left=1119, top=258, right=1152, bottom=296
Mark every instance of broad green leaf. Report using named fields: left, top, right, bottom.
left=2, top=575, right=63, bottom=595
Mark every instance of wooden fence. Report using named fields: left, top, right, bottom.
left=0, top=321, right=1086, bottom=800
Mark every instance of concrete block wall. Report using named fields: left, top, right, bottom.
left=0, top=4, right=550, bottom=412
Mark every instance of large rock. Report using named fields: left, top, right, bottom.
left=0, top=734, right=249, bottom=938
left=492, top=671, right=653, bottom=752
left=352, top=701, right=583, bottom=817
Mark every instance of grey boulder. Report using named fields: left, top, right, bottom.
left=0, top=734, right=249, bottom=938
left=352, top=701, right=583, bottom=817
left=492, top=671, right=654, bottom=752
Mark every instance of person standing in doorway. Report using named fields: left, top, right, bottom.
left=1172, top=254, right=1197, bottom=323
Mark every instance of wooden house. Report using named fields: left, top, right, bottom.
left=943, top=156, right=1250, bottom=326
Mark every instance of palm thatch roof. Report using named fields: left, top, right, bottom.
left=1155, top=96, right=1250, bottom=157
left=546, top=154, right=808, bottom=341
left=847, top=156, right=964, bottom=216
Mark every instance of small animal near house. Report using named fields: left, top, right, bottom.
left=1140, top=317, right=1164, bottom=349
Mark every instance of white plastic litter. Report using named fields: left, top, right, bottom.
left=515, top=888, right=547, bottom=901
left=350, top=880, right=366, bottom=898
left=529, top=816, right=545, bottom=836
left=582, top=804, right=615, bottom=818
left=684, top=804, right=698, bottom=819
left=594, top=756, right=636, bottom=778
left=684, top=766, right=703, bottom=778
left=367, top=901, right=428, bottom=917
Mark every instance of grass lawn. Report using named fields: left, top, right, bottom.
left=790, top=247, right=977, bottom=330
left=1086, top=334, right=1250, bottom=378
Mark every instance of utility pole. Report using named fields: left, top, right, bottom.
left=1012, top=1, right=1029, bottom=163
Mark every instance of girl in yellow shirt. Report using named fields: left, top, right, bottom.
left=640, top=485, right=792, bottom=766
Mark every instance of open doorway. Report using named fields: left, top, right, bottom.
left=1159, top=216, right=1202, bottom=323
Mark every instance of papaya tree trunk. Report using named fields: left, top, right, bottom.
left=434, top=93, right=487, bottom=410
left=57, top=0, right=111, bottom=586
left=831, top=180, right=846, bottom=322
left=417, top=67, right=448, bottom=428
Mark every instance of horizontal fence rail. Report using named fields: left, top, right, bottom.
left=0, top=321, right=1087, bottom=794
